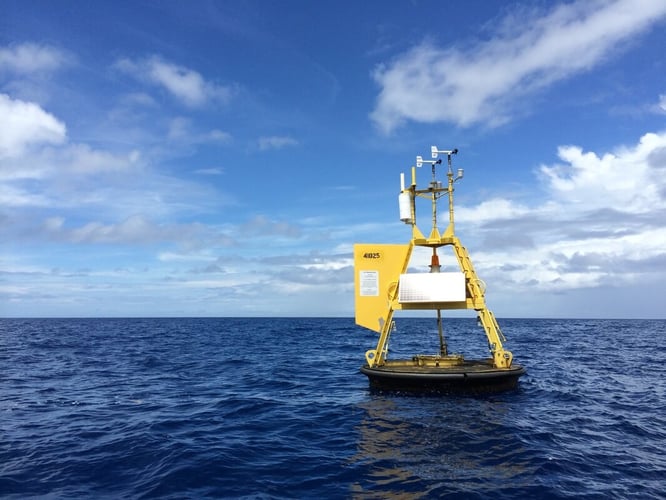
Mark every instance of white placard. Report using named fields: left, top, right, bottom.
left=359, top=271, right=379, bottom=296
left=398, top=272, right=466, bottom=302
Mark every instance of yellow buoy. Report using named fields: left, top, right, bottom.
left=354, top=147, right=525, bottom=393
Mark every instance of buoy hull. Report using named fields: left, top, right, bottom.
left=360, top=360, right=526, bottom=394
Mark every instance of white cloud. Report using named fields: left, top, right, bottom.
left=0, top=42, right=68, bottom=74
left=258, top=135, right=298, bottom=150
left=475, top=225, right=666, bottom=296
left=41, top=215, right=208, bottom=245
left=457, top=198, right=530, bottom=224
left=167, top=117, right=231, bottom=143
left=0, top=145, right=141, bottom=190
left=122, top=92, right=158, bottom=108
left=0, top=93, right=67, bottom=158
left=0, top=184, right=51, bottom=207
left=455, top=130, right=666, bottom=294
left=61, top=144, right=141, bottom=174
left=115, top=56, right=232, bottom=107
left=1, top=142, right=219, bottom=229
left=207, top=129, right=231, bottom=142
left=195, top=167, right=225, bottom=175
left=539, top=131, right=666, bottom=213
left=371, top=0, right=666, bottom=132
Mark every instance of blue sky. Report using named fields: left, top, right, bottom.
left=2, top=0, right=666, bottom=318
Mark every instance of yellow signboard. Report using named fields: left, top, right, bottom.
left=353, top=243, right=411, bottom=333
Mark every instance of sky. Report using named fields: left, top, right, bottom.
left=1, top=0, right=666, bottom=318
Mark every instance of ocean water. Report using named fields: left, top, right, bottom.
left=1, top=317, right=664, bottom=499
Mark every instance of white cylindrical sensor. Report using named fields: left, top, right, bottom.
left=398, top=192, right=412, bottom=223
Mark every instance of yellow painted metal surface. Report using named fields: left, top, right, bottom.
left=353, top=243, right=411, bottom=333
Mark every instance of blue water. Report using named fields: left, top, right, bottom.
left=1, top=318, right=664, bottom=499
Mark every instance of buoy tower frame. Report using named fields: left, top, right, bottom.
left=354, top=146, right=523, bottom=392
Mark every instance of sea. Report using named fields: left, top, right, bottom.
left=1, top=317, right=664, bottom=499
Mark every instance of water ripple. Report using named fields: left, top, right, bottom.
left=1, top=318, right=665, bottom=498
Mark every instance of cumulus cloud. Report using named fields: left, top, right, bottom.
left=540, top=132, right=666, bottom=213
left=0, top=93, right=67, bottom=158
left=258, top=135, right=298, bottom=150
left=457, top=198, right=531, bottom=224
left=456, top=130, right=666, bottom=294
left=371, top=0, right=666, bottom=132
left=0, top=42, right=69, bottom=74
left=115, top=56, right=232, bottom=107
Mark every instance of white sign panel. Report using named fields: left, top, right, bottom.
left=359, top=270, right=379, bottom=296
left=398, top=272, right=466, bottom=303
